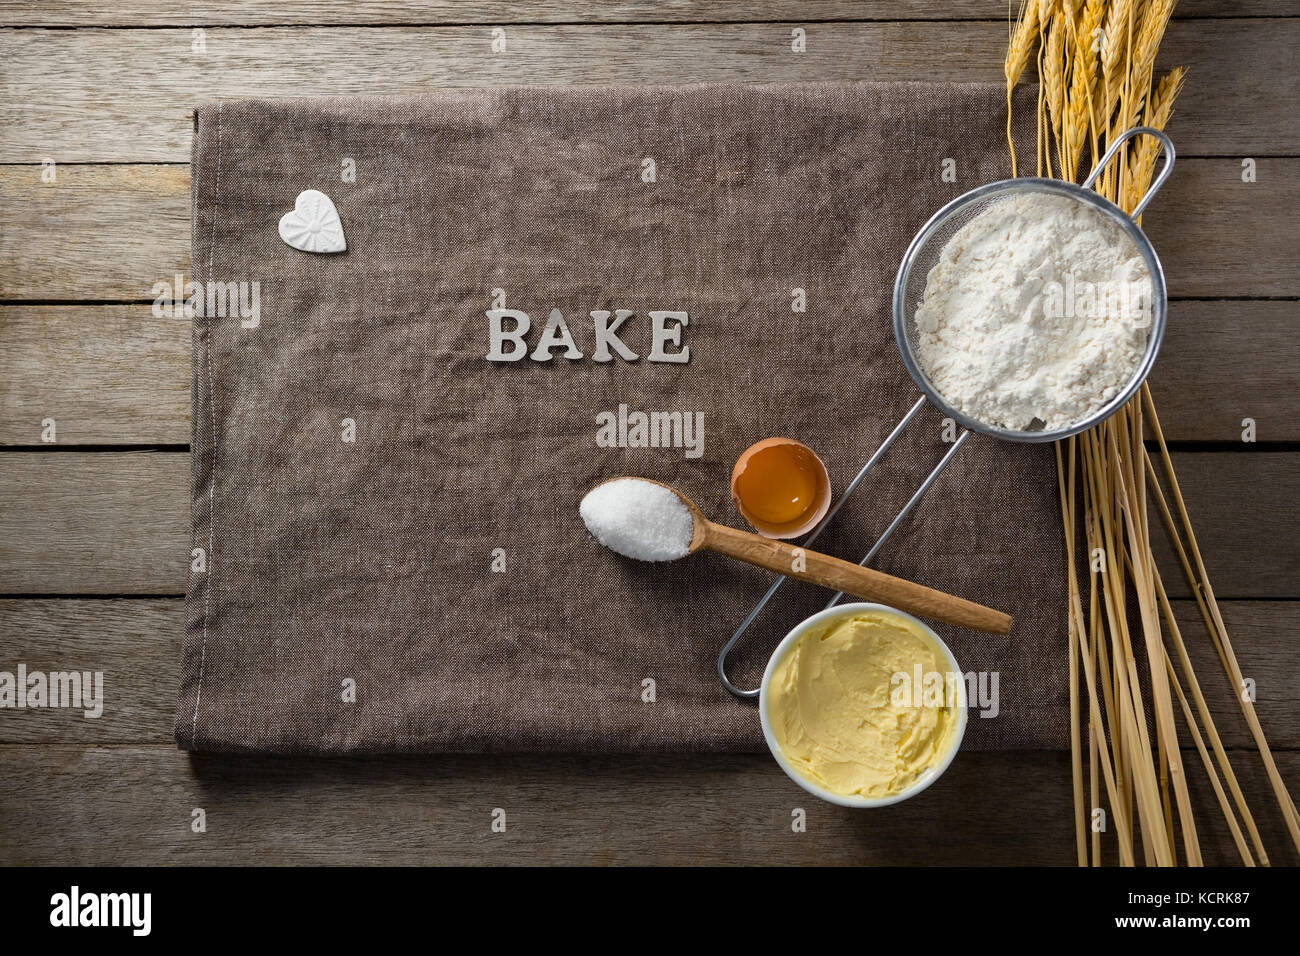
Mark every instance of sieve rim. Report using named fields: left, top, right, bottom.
left=892, top=177, right=1168, bottom=444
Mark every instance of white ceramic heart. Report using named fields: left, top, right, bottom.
left=278, top=189, right=347, bottom=253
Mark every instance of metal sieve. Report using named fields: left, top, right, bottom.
left=719, top=127, right=1175, bottom=698
left=895, top=127, right=1173, bottom=443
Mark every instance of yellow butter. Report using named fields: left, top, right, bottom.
left=767, top=609, right=960, bottom=798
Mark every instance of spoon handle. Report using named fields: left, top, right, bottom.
left=700, top=520, right=1012, bottom=635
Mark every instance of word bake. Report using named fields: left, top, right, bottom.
left=485, top=308, right=690, bottom=363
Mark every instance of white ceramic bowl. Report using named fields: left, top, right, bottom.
left=758, top=602, right=969, bottom=808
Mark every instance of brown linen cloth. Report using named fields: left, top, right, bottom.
left=177, top=82, right=1065, bottom=754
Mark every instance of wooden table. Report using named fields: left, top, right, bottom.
left=1, top=1, right=1297, bottom=866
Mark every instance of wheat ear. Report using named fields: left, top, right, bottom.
left=1064, top=0, right=1105, bottom=179
left=1126, top=66, right=1186, bottom=213
left=1005, top=1, right=1042, bottom=176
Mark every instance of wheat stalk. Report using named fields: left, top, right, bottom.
left=1064, top=0, right=1106, bottom=178
left=1099, top=0, right=1135, bottom=128
left=1005, top=1, right=1042, bottom=177
left=1006, top=0, right=1042, bottom=87
left=1004, top=0, right=1300, bottom=867
left=1044, top=16, right=1068, bottom=173
left=1125, top=67, right=1185, bottom=212
left=1124, top=0, right=1178, bottom=127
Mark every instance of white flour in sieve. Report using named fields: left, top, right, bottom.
left=580, top=478, right=694, bottom=561
left=914, top=192, right=1153, bottom=431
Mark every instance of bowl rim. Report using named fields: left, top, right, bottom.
left=758, top=602, right=970, bottom=808
left=892, top=176, right=1168, bottom=443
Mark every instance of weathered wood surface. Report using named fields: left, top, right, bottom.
left=2, top=1, right=1290, bottom=27
left=1141, top=159, right=1300, bottom=299
left=0, top=306, right=190, bottom=444
left=1, top=300, right=1292, bottom=446
left=2, top=160, right=1297, bottom=301
left=0, top=165, right=191, bottom=300
left=1148, top=301, right=1300, bottom=444
left=0, top=745, right=1296, bottom=866
left=3, top=598, right=1296, bottom=750
left=0, top=451, right=1294, bottom=598
left=0, top=19, right=1295, bottom=162
left=0, top=3, right=1295, bottom=868
left=0, top=453, right=188, bottom=594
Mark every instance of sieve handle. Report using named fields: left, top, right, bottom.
left=717, top=399, right=977, bottom=698
left=821, top=429, right=972, bottom=612
left=1081, top=126, right=1176, bottom=219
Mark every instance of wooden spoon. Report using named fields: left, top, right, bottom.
left=611, top=477, right=1012, bottom=635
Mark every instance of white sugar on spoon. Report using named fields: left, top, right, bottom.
left=579, top=477, right=695, bottom=561
left=578, top=477, right=1013, bottom=634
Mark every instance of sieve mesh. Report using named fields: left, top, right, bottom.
left=892, top=178, right=1167, bottom=444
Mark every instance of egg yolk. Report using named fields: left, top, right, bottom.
left=735, top=444, right=820, bottom=525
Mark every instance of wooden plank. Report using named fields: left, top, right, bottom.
left=2, top=597, right=1295, bottom=749
left=0, top=19, right=1294, bottom=163
left=2, top=300, right=1291, bottom=446
left=1, top=1, right=1289, bottom=28
left=0, top=743, right=1295, bottom=865
left=0, top=306, right=191, bottom=444
left=1148, top=301, right=1300, bottom=443
left=0, top=452, right=188, bottom=594
left=0, top=165, right=190, bottom=300
left=1164, top=601, right=1300, bottom=752
left=1145, top=453, right=1300, bottom=601
left=1, top=159, right=1295, bottom=301
left=1156, top=18, right=1300, bottom=161
left=1142, top=159, right=1300, bottom=299
left=0, top=451, right=1294, bottom=597
left=0, top=599, right=181, bottom=742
